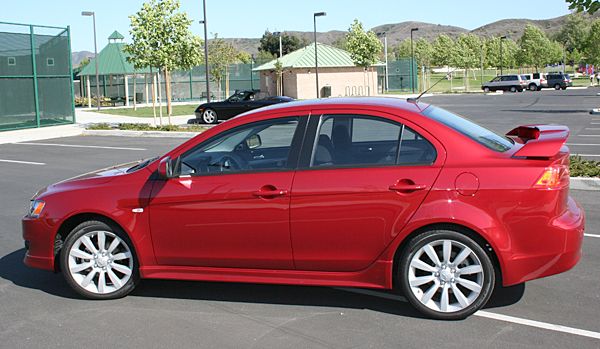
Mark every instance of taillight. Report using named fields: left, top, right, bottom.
left=533, top=165, right=569, bottom=189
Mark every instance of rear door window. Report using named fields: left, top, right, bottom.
left=311, top=114, right=436, bottom=167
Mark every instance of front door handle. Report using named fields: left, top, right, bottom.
left=389, top=180, right=428, bottom=193
left=252, top=185, right=288, bottom=198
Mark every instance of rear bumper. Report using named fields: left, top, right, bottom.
left=502, top=196, right=585, bottom=286
left=22, top=217, right=56, bottom=271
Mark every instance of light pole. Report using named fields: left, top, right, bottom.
left=273, top=31, right=283, bottom=58
left=200, top=0, right=210, bottom=102
left=81, top=11, right=101, bottom=111
left=314, top=11, right=326, bottom=98
left=410, top=27, right=418, bottom=93
left=250, top=54, right=254, bottom=90
left=500, top=35, right=507, bottom=76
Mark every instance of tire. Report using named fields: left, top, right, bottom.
left=60, top=220, right=139, bottom=299
left=483, top=87, right=490, bottom=93
left=509, top=86, right=517, bottom=93
left=554, top=84, right=561, bottom=90
left=529, top=84, right=537, bottom=91
left=561, top=86, right=567, bottom=90
left=399, top=229, right=495, bottom=320
left=202, top=108, right=218, bottom=124
left=537, top=86, right=543, bottom=91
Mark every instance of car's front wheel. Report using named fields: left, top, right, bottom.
left=202, top=108, right=218, bottom=124
left=399, top=229, right=495, bottom=320
left=60, top=220, right=138, bottom=299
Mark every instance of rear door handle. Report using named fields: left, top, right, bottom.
left=252, top=185, right=288, bottom=198
left=389, top=181, right=428, bottom=193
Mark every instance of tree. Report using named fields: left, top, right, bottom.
left=431, top=35, right=455, bottom=68
left=453, top=34, right=481, bottom=89
left=331, top=36, right=348, bottom=50
left=485, top=37, right=518, bottom=70
left=236, top=51, right=252, bottom=64
left=255, top=50, right=277, bottom=65
left=208, top=35, right=241, bottom=98
left=415, top=38, right=433, bottom=68
left=78, top=57, right=91, bottom=69
left=126, top=0, right=203, bottom=119
left=393, top=39, right=412, bottom=59
left=258, top=31, right=303, bottom=57
left=586, top=20, right=600, bottom=65
left=518, top=25, right=554, bottom=71
left=554, top=13, right=590, bottom=53
left=344, top=19, right=383, bottom=95
left=566, top=0, right=600, bottom=14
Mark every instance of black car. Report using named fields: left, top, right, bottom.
left=545, top=73, right=570, bottom=90
left=193, top=90, right=294, bottom=124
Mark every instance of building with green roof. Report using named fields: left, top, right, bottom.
left=78, top=31, right=155, bottom=107
left=253, top=43, right=382, bottom=99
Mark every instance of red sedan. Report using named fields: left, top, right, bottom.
left=22, top=98, right=585, bottom=319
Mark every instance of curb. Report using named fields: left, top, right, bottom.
left=0, top=124, right=83, bottom=145
left=570, top=177, right=600, bottom=191
left=82, top=129, right=200, bottom=138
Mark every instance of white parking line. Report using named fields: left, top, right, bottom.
left=337, top=288, right=600, bottom=340
left=578, top=135, right=600, bottom=137
left=572, top=154, right=600, bottom=157
left=0, top=159, right=45, bottom=165
left=591, top=122, right=600, bottom=125
left=585, top=233, right=600, bottom=238
left=585, top=128, right=600, bottom=131
left=15, top=142, right=146, bottom=151
left=475, top=311, right=600, bottom=340
left=567, top=143, right=600, bottom=146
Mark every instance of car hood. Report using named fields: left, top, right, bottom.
left=33, top=160, right=147, bottom=199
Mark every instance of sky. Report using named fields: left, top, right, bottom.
left=1, top=0, right=573, bottom=52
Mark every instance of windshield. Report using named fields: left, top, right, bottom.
left=422, top=106, right=513, bottom=152
left=228, top=91, right=250, bottom=102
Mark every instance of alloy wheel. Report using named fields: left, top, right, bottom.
left=67, top=230, right=133, bottom=294
left=407, top=239, right=485, bottom=313
left=203, top=109, right=216, bottom=124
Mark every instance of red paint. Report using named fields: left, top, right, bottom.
left=23, top=97, right=585, bottom=290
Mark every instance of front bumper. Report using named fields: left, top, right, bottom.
left=22, top=216, right=56, bottom=271
left=502, top=196, right=585, bottom=286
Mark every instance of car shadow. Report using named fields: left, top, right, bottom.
left=0, top=248, right=524, bottom=317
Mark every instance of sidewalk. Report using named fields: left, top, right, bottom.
left=76, top=109, right=193, bottom=126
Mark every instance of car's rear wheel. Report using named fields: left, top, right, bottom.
left=202, top=108, right=218, bottom=124
left=60, top=220, right=138, bottom=299
left=509, top=86, right=517, bottom=92
left=554, top=84, right=561, bottom=90
left=529, top=84, right=537, bottom=91
left=483, top=87, right=490, bottom=93
left=399, top=229, right=495, bottom=320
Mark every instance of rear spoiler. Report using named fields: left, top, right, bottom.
left=506, top=125, right=569, bottom=158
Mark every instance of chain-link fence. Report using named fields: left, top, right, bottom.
left=0, top=22, right=74, bottom=131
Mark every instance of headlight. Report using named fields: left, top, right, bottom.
left=28, top=200, right=45, bottom=218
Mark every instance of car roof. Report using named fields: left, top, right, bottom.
left=245, top=97, right=430, bottom=115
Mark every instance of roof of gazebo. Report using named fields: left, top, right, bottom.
left=79, top=31, right=152, bottom=76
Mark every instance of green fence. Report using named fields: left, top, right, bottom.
left=378, top=58, right=418, bottom=92
left=0, top=22, right=74, bottom=131
left=78, top=63, right=262, bottom=102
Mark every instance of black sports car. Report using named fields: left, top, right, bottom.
left=193, top=90, right=294, bottom=124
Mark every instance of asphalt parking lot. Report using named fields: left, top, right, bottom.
left=1, top=91, right=599, bottom=348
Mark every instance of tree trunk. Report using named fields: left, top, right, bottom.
left=164, top=68, right=173, bottom=125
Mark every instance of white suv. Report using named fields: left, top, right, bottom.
left=522, top=73, right=547, bottom=91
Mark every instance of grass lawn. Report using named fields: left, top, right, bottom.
left=92, top=104, right=197, bottom=117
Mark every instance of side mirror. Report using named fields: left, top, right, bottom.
left=246, top=134, right=262, bottom=149
left=157, top=156, right=180, bottom=179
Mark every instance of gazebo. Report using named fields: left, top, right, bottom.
left=78, top=30, right=155, bottom=107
